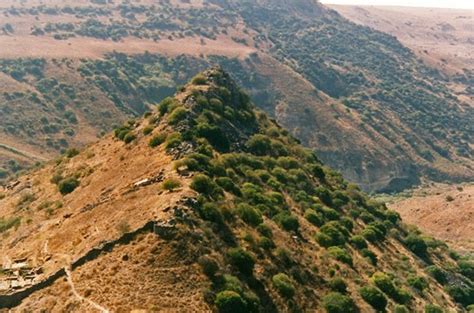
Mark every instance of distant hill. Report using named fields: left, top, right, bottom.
left=0, top=0, right=472, bottom=192
left=0, top=68, right=471, bottom=312
left=329, top=5, right=474, bottom=77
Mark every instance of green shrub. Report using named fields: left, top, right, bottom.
left=123, top=132, right=136, bottom=144
left=407, top=275, right=428, bottom=291
left=165, top=132, right=182, bottom=150
left=385, top=210, right=400, bottom=224
left=425, top=266, right=447, bottom=285
left=215, top=291, right=247, bottom=313
left=320, top=207, right=340, bottom=221
left=149, top=133, right=166, bottom=148
left=222, top=274, right=243, bottom=293
left=404, top=233, right=428, bottom=257
left=311, top=164, right=326, bottom=180
left=359, top=212, right=374, bottom=223
left=199, top=202, right=223, bottom=224
left=50, top=172, right=64, bottom=185
left=246, top=134, right=272, bottom=156
left=0, top=216, right=21, bottom=233
left=242, top=291, right=260, bottom=313
left=328, top=247, right=353, bottom=266
left=315, top=232, right=334, bottom=248
left=359, top=286, right=387, bottom=311
left=198, top=255, right=219, bottom=278
left=143, top=126, right=154, bottom=135
left=196, top=123, right=229, bottom=151
left=271, top=167, right=289, bottom=183
left=168, top=107, right=188, bottom=125
left=350, top=235, right=368, bottom=249
left=371, top=272, right=411, bottom=304
left=315, top=187, right=333, bottom=206
left=256, top=224, right=273, bottom=238
left=371, top=272, right=396, bottom=295
left=272, top=273, right=295, bottom=298
left=446, top=284, right=474, bottom=307
left=65, top=148, right=79, bottom=158
left=158, top=97, right=178, bottom=115
left=394, top=288, right=411, bottom=305
left=237, top=204, right=263, bottom=227
left=191, top=174, right=218, bottom=196
left=361, top=249, right=377, bottom=265
left=209, top=98, right=224, bottom=112
left=227, top=248, right=255, bottom=275
left=340, top=217, right=354, bottom=232
left=114, top=126, right=131, bottom=140
left=276, top=157, right=300, bottom=169
left=424, top=304, right=443, bottom=313
left=58, top=177, right=79, bottom=195
left=305, top=209, right=324, bottom=227
left=362, top=226, right=384, bottom=243
left=195, top=95, right=209, bottom=108
left=322, top=292, right=357, bottom=313
left=329, top=277, right=347, bottom=293
left=316, top=222, right=347, bottom=247
left=216, top=177, right=240, bottom=195
left=162, top=178, right=181, bottom=191
left=458, top=260, right=474, bottom=280
left=17, top=193, right=36, bottom=207
left=192, top=74, right=208, bottom=85
left=274, top=212, right=299, bottom=232
left=258, top=236, right=274, bottom=250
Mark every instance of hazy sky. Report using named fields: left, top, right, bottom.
left=320, top=0, right=474, bottom=9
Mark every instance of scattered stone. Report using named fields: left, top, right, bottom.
left=154, top=219, right=177, bottom=240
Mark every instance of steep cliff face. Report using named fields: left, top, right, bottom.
left=0, top=69, right=471, bottom=312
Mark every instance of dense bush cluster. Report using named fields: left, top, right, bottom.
left=232, top=0, right=473, bottom=166
left=359, top=285, right=387, bottom=311
left=57, top=177, right=80, bottom=195
left=141, top=69, right=472, bottom=311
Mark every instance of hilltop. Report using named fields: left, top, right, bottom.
left=0, top=0, right=472, bottom=192
left=0, top=69, right=472, bottom=312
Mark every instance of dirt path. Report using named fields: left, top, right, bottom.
left=64, top=265, right=110, bottom=313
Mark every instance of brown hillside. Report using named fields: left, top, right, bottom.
left=330, top=5, right=474, bottom=106
left=328, top=5, right=474, bottom=74
left=388, top=184, right=474, bottom=255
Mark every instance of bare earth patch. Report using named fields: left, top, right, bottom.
left=388, top=184, right=474, bottom=254
left=0, top=36, right=256, bottom=60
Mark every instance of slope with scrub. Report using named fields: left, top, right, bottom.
left=0, top=69, right=472, bottom=312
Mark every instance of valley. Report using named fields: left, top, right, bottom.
left=0, top=0, right=472, bottom=192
